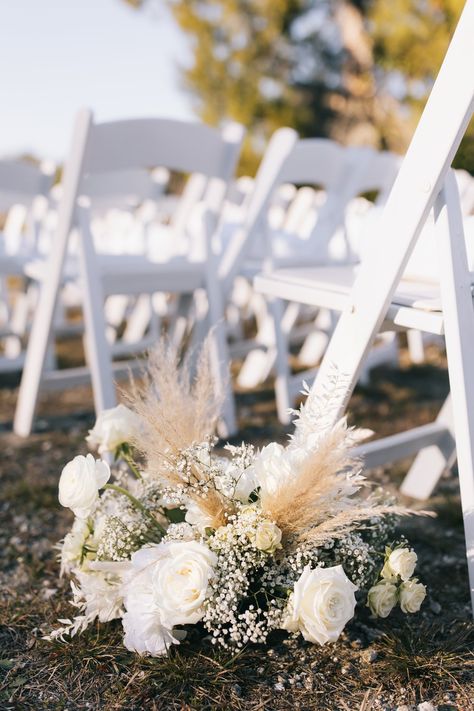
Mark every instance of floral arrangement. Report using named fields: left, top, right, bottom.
left=46, top=344, right=427, bottom=656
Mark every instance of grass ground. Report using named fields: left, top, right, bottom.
left=0, top=346, right=473, bottom=710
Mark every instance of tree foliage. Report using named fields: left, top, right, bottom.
left=124, top=0, right=472, bottom=174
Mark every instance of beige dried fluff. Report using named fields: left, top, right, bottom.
left=260, top=419, right=365, bottom=537
left=126, top=338, right=232, bottom=528
left=261, top=382, right=429, bottom=547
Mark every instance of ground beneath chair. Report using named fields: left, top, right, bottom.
left=0, top=346, right=472, bottom=710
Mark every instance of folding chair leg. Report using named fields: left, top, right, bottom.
left=122, top=295, right=155, bottom=344
left=13, top=245, right=68, bottom=436
left=4, top=288, right=29, bottom=359
left=407, top=329, right=426, bottom=364
left=205, top=270, right=237, bottom=438
left=400, top=395, right=456, bottom=499
left=77, top=215, right=116, bottom=415
left=270, top=297, right=293, bottom=425
left=236, top=295, right=275, bottom=389
left=170, top=293, right=193, bottom=349
left=434, top=175, right=474, bottom=611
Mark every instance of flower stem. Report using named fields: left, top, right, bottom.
left=123, top=450, right=142, bottom=480
left=104, top=484, right=166, bottom=536
left=115, top=444, right=142, bottom=479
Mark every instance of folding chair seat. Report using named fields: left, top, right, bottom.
left=256, top=263, right=443, bottom=319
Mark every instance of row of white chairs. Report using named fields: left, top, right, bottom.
left=0, top=122, right=412, bottom=433
left=1, top=112, right=473, bottom=444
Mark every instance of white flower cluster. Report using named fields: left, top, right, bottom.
left=48, top=398, right=426, bottom=657
left=86, top=403, right=142, bottom=454
left=367, top=547, right=426, bottom=617
left=202, top=505, right=282, bottom=648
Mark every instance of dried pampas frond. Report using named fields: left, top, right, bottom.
left=290, top=369, right=352, bottom=452
left=290, top=503, right=431, bottom=550
left=126, top=337, right=232, bottom=527
left=258, top=366, right=396, bottom=546
left=261, top=406, right=432, bottom=549
left=261, top=418, right=367, bottom=540
left=126, top=337, right=219, bottom=468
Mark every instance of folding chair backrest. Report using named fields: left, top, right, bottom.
left=278, top=138, right=347, bottom=188
left=218, top=130, right=351, bottom=286
left=82, top=118, right=241, bottom=179
left=49, top=110, right=244, bottom=271
left=81, top=169, right=169, bottom=211
left=0, top=160, right=53, bottom=212
left=344, top=149, right=402, bottom=205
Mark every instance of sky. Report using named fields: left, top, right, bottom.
left=0, top=0, right=194, bottom=161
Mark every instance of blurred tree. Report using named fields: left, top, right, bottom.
left=124, top=0, right=391, bottom=172
left=369, top=0, right=473, bottom=170
left=124, top=0, right=472, bottom=173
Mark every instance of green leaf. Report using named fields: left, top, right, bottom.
left=165, top=507, right=186, bottom=524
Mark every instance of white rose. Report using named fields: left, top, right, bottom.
left=254, top=521, right=282, bottom=554
left=150, top=541, right=216, bottom=627
left=382, top=548, right=418, bottom=582
left=60, top=518, right=90, bottom=576
left=283, top=565, right=357, bottom=645
left=121, top=541, right=215, bottom=656
left=399, top=579, right=426, bottom=614
left=251, top=442, right=293, bottom=498
left=122, top=603, right=185, bottom=657
left=122, top=556, right=185, bottom=656
left=59, top=454, right=110, bottom=519
left=86, top=404, right=142, bottom=454
left=367, top=580, right=398, bottom=618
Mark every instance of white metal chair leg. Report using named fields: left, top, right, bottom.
left=77, top=211, right=116, bottom=414
left=432, top=176, right=474, bottom=608
left=169, top=293, right=193, bottom=349
left=122, top=294, right=155, bottom=344
left=270, top=297, right=293, bottom=424
left=205, top=253, right=237, bottom=437
left=4, top=290, right=29, bottom=359
left=407, top=329, right=426, bottom=364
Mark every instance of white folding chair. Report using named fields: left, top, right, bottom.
left=219, top=133, right=357, bottom=393
left=234, top=138, right=400, bottom=418
left=13, top=113, right=244, bottom=438
left=0, top=160, right=54, bottom=371
left=255, top=0, right=474, bottom=611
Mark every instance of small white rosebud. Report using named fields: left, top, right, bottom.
left=254, top=521, right=282, bottom=554
left=382, top=548, right=418, bottom=582
left=399, top=579, right=426, bottom=614
left=367, top=580, right=398, bottom=618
